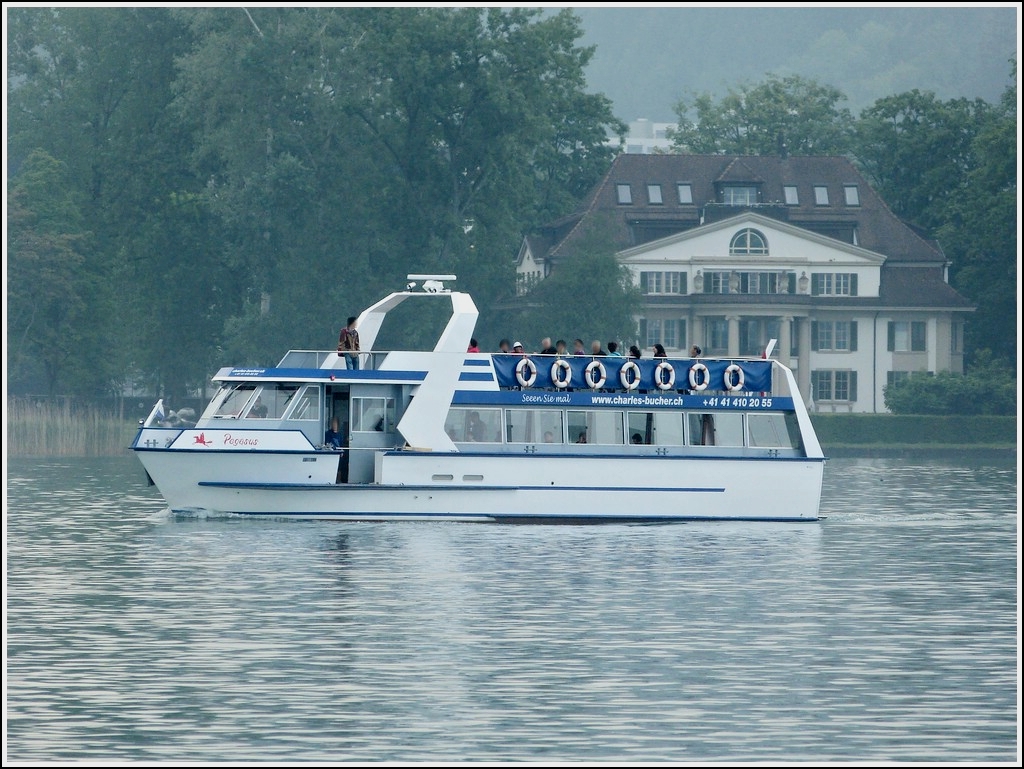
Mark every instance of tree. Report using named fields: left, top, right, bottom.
left=7, top=151, right=89, bottom=395
left=669, top=74, right=854, bottom=156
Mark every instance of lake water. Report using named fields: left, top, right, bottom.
left=4, top=454, right=1019, bottom=763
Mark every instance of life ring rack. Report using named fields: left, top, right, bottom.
left=619, top=360, right=641, bottom=391
left=515, top=357, right=538, bottom=388
left=654, top=361, right=676, bottom=390
left=584, top=360, right=607, bottom=389
left=724, top=363, right=745, bottom=392
left=550, top=359, right=572, bottom=389
left=688, top=362, right=710, bottom=391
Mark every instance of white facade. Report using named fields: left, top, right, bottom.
left=617, top=213, right=964, bottom=414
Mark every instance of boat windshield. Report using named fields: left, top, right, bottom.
left=206, top=384, right=257, bottom=419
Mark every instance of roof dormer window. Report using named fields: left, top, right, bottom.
left=722, top=185, right=758, bottom=206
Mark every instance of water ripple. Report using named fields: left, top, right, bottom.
left=5, top=455, right=1018, bottom=762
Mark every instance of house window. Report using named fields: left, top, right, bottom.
left=812, top=320, right=857, bottom=352
left=704, top=317, right=728, bottom=354
left=722, top=185, right=757, bottom=206
left=639, top=271, right=686, bottom=295
left=886, top=371, right=911, bottom=388
left=811, top=273, right=858, bottom=296
left=888, top=321, right=926, bottom=352
left=813, top=185, right=829, bottom=205
left=812, top=370, right=857, bottom=402
left=639, top=319, right=685, bottom=350
left=783, top=185, right=799, bottom=205
left=677, top=183, right=693, bottom=204
left=729, top=228, right=768, bottom=255
left=738, top=272, right=793, bottom=294
left=703, top=271, right=731, bottom=294
left=739, top=318, right=781, bottom=356
left=616, top=184, right=632, bottom=204
left=844, top=185, right=860, bottom=206
left=647, top=184, right=663, bottom=204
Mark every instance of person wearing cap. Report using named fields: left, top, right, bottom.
left=512, top=341, right=527, bottom=356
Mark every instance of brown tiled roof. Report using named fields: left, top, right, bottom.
left=546, top=154, right=946, bottom=264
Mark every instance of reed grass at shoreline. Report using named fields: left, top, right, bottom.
left=6, top=398, right=138, bottom=457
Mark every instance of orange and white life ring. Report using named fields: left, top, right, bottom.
left=724, top=363, right=745, bottom=392
left=550, top=359, right=572, bottom=389
left=515, top=357, right=538, bottom=388
left=619, top=360, right=641, bottom=391
left=584, top=360, right=607, bottom=389
left=688, top=362, right=709, bottom=391
left=654, top=361, right=676, bottom=390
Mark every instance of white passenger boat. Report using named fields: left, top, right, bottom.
left=133, top=275, right=825, bottom=522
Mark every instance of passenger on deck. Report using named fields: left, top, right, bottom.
left=689, top=344, right=702, bottom=358
left=629, top=345, right=642, bottom=360
left=607, top=342, right=622, bottom=357
left=498, top=339, right=512, bottom=353
left=512, top=341, right=526, bottom=356
left=467, top=338, right=480, bottom=353
left=572, top=339, right=586, bottom=355
left=555, top=339, right=568, bottom=356
left=653, top=343, right=668, bottom=358
left=338, top=316, right=361, bottom=370
left=591, top=340, right=606, bottom=356
left=540, top=337, right=557, bottom=354
left=325, top=417, right=343, bottom=449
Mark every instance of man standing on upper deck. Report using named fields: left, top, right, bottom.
left=338, top=316, right=361, bottom=370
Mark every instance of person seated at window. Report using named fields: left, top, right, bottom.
left=543, top=430, right=556, bottom=443
left=325, top=417, right=343, bottom=449
left=250, top=397, right=269, bottom=418
left=630, top=433, right=643, bottom=445
left=466, top=411, right=487, bottom=441
left=575, top=430, right=587, bottom=444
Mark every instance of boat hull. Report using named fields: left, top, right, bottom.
left=135, top=448, right=824, bottom=522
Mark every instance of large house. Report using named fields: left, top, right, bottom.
left=516, top=154, right=974, bottom=414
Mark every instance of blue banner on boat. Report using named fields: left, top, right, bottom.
left=490, top=355, right=773, bottom=393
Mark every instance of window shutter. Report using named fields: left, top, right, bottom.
left=811, top=274, right=821, bottom=295
left=811, top=321, right=819, bottom=351
left=640, top=272, right=650, bottom=294
left=887, top=322, right=895, bottom=352
left=850, top=321, right=858, bottom=351
left=678, top=320, right=687, bottom=348
left=850, top=274, right=858, bottom=296
left=850, top=371, right=858, bottom=403
left=912, top=321, right=926, bottom=352
left=639, top=319, right=647, bottom=345
left=788, top=273, right=796, bottom=294
left=681, top=272, right=688, bottom=295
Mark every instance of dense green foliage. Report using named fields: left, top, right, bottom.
left=8, top=7, right=625, bottom=398
left=883, top=352, right=1016, bottom=416
left=7, top=7, right=1015, bottom=404
left=670, top=66, right=1017, bottom=369
left=810, top=414, right=1017, bottom=447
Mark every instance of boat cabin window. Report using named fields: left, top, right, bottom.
left=627, top=411, right=684, bottom=446
left=245, top=384, right=300, bottom=419
left=210, top=384, right=257, bottom=418
left=505, top=409, right=563, bottom=444
left=687, top=412, right=744, bottom=446
left=352, top=397, right=395, bottom=432
left=288, top=385, right=321, bottom=421
left=567, top=410, right=624, bottom=445
left=747, top=413, right=803, bottom=449
left=444, top=407, right=502, bottom=443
